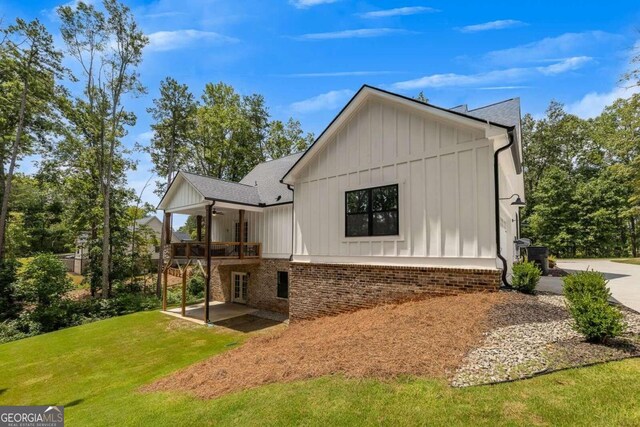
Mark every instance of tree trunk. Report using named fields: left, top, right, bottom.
left=631, top=216, right=638, bottom=258
left=101, top=184, right=110, bottom=297
left=157, top=124, right=177, bottom=297
left=0, top=75, right=29, bottom=260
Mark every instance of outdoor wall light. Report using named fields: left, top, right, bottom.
left=499, top=193, right=526, bottom=206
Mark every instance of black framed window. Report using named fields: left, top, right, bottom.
left=277, top=271, right=289, bottom=299
left=345, top=184, right=398, bottom=237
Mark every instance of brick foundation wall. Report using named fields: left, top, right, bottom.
left=289, top=262, right=501, bottom=321
left=208, top=259, right=289, bottom=314
left=249, top=259, right=290, bottom=313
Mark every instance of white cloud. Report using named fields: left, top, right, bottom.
left=476, top=86, right=531, bottom=90
left=290, top=0, right=339, bottom=8
left=290, top=89, right=355, bottom=113
left=392, top=57, right=591, bottom=90
left=144, top=11, right=187, bottom=18
left=136, top=131, right=154, bottom=144
left=360, top=6, right=439, bottom=18
left=459, top=19, right=526, bottom=33
left=485, top=31, right=620, bottom=65
left=393, top=69, right=527, bottom=90
left=146, top=30, right=238, bottom=52
left=536, top=56, right=593, bottom=75
left=567, top=85, right=640, bottom=118
left=283, top=71, right=396, bottom=77
left=296, top=28, right=407, bottom=40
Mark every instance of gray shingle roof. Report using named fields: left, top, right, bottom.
left=177, top=153, right=301, bottom=207
left=449, top=104, right=468, bottom=113
left=240, top=152, right=302, bottom=205
left=453, top=98, right=521, bottom=128
left=181, top=172, right=262, bottom=206
left=173, top=231, right=193, bottom=241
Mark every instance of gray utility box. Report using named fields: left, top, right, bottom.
left=527, top=246, right=549, bottom=276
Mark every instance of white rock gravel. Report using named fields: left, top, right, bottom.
left=451, top=293, right=640, bottom=387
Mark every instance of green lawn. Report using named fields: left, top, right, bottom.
left=612, top=258, right=640, bottom=266
left=1, top=311, right=640, bottom=426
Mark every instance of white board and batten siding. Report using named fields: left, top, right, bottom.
left=209, top=205, right=293, bottom=259
left=163, top=175, right=203, bottom=212
left=290, top=98, right=498, bottom=269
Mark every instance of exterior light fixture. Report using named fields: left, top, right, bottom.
left=499, top=193, right=525, bottom=207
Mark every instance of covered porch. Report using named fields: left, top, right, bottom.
left=157, top=171, right=267, bottom=324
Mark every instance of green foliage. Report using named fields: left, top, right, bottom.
left=17, top=253, right=71, bottom=305
left=548, top=255, right=557, bottom=269
left=511, top=261, right=541, bottom=294
left=563, top=271, right=627, bottom=343
left=0, top=258, right=20, bottom=320
left=145, top=76, right=196, bottom=196
left=150, top=80, right=314, bottom=186
left=6, top=175, right=73, bottom=257
left=187, top=272, right=205, bottom=299
left=0, top=17, right=68, bottom=261
left=414, top=91, right=429, bottom=103
left=521, top=98, right=640, bottom=258
left=178, top=215, right=197, bottom=239
left=0, top=315, right=41, bottom=343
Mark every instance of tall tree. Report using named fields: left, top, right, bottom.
left=146, top=77, right=196, bottom=296
left=58, top=0, right=147, bottom=297
left=146, top=77, right=196, bottom=197
left=414, top=91, right=429, bottom=103
left=264, top=118, right=313, bottom=160
left=621, top=39, right=640, bottom=88
left=0, top=19, right=65, bottom=260
left=190, top=82, right=244, bottom=180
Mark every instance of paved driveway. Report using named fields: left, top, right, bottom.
left=538, top=259, right=640, bottom=312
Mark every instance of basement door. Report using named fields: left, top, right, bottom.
left=231, top=272, right=248, bottom=304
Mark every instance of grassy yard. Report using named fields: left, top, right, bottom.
left=612, top=258, right=640, bottom=266
left=1, top=311, right=640, bottom=426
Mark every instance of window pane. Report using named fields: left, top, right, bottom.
left=277, top=271, right=289, bottom=299
left=346, top=190, right=369, bottom=213
left=346, top=214, right=369, bottom=236
left=372, top=211, right=398, bottom=236
left=372, top=185, right=398, bottom=212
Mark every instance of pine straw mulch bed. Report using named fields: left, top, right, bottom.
left=143, top=292, right=506, bottom=399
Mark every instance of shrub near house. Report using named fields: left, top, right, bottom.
left=511, top=261, right=541, bottom=294
left=563, top=271, right=627, bottom=343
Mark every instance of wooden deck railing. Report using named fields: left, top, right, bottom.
left=171, top=241, right=261, bottom=259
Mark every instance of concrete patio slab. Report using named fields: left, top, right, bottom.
left=164, top=301, right=258, bottom=324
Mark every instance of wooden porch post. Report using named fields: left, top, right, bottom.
left=162, top=267, right=168, bottom=311
left=161, top=212, right=171, bottom=311
left=204, top=204, right=212, bottom=324
left=239, top=209, right=245, bottom=259
left=196, top=215, right=203, bottom=241
left=181, top=264, right=187, bottom=317
left=164, top=212, right=172, bottom=244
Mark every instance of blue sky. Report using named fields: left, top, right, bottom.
left=2, top=0, right=640, bottom=214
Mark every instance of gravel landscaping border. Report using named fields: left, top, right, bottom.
left=452, top=291, right=640, bottom=387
